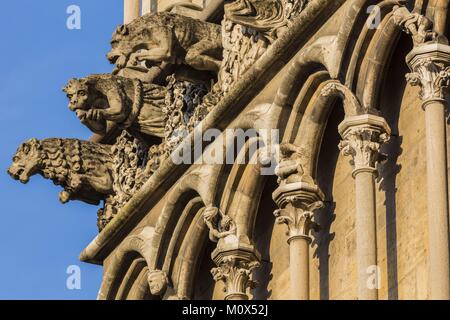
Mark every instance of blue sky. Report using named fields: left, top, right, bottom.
left=0, top=1, right=122, bottom=299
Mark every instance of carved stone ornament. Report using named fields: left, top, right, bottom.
left=392, top=5, right=438, bottom=46
left=147, top=270, right=169, bottom=297
left=272, top=181, right=324, bottom=241
left=211, top=242, right=261, bottom=300
left=107, top=12, right=223, bottom=75
left=7, top=138, right=114, bottom=206
left=405, top=44, right=450, bottom=103
left=9, top=3, right=315, bottom=232
left=275, top=142, right=309, bottom=185
left=63, top=74, right=167, bottom=140
left=202, top=207, right=237, bottom=243
left=274, top=200, right=322, bottom=241
left=211, top=256, right=259, bottom=300
left=224, top=0, right=308, bottom=41
left=338, top=115, right=391, bottom=177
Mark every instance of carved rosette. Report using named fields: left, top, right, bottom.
left=272, top=182, right=324, bottom=242
left=338, top=115, right=391, bottom=177
left=211, top=244, right=261, bottom=300
left=406, top=44, right=450, bottom=105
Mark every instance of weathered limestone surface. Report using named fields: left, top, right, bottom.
left=8, top=0, right=450, bottom=300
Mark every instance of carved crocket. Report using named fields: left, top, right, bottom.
left=63, top=74, right=167, bottom=140
left=106, top=12, right=223, bottom=74
left=7, top=138, right=114, bottom=205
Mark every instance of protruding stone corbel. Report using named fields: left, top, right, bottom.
left=211, top=241, right=261, bottom=300
left=338, top=114, right=390, bottom=300
left=147, top=269, right=169, bottom=297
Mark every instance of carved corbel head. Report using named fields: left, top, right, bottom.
left=147, top=270, right=169, bottom=297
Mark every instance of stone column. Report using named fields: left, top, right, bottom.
left=211, top=241, right=260, bottom=300
left=124, top=0, right=141, bottom=24
left=338, top=114, right=391, bottom=300
left=272, top=181, right=324, bottom=300
left=406, top=43, right=450, bottom=300
left=142, top=0, right=153, bottom=15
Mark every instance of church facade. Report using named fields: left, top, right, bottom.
left=7, top=0, right=450, bottom=300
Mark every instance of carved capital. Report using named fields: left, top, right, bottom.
left=211, top=242, right=261, bottom=300
left=338, top=115, right=391, bottom=177
left=406, top=43, right=450, bottom=104
left=272, top=181, right=324, bottom=241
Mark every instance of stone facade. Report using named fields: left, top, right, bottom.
left=7, top=0, right=450, bottom=300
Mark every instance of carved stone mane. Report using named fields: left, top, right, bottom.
left=8, top=138, right=114, bottom=205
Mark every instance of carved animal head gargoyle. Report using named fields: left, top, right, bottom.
left=224, top=0, right=306, bottom=40
left=7, top=138, right=114, bottom=206
left=63, top=78, right=92, bottom=112
left=106, top=12, right=223, bottom=79
left=7, top=138, right=42, bottom=184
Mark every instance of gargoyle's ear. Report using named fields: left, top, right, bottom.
left=26, top=138, right=41, bottom=149
left=62, top=78, right=78, bottom=93
left=116, top=25, right=129, bottom=36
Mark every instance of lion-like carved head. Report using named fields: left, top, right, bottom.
left=63, top=78, right=91, bottom=112
left=107, top=25, right=132, bottom=69
left=7, top=138, right=43, bottom=184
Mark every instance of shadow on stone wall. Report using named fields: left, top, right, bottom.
left=377, top=32, right=410, bottom=300
left=313, top=101, right=343, bottom=299
left=252, top=176, right=278, bottom=300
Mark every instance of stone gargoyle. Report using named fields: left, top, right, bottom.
left=63, top=74, right=167, bottom=140
left=106, top=12, right=223, bottom=75
left=224, top=0, right=307, bottom=40
left=7, top=138, right=114, bottom=205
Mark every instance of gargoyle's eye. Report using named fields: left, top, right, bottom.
left=13, top=156, right=19, bottom=162
left=78, top=90, right=86, bottom=96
